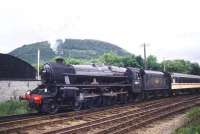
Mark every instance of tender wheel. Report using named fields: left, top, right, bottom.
left=102, top=96, right=112, bottom=106
left=94, top=96, right=102, bottom=107
left=134, top=93, right=144, bottom=102
left=110, top=96, right=117, bottom=105
left=86, top=98, right=97, bottom=109
left=119, top=94, right=128, bottom=104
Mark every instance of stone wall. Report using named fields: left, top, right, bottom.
left=0, top=80, right=41, bottom=102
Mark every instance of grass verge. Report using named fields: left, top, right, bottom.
left=175, top=107, right=200, bottom=134
left=0, top=100, right=31, bottom=116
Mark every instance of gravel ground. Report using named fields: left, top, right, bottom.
left=129, top=113, right=190, bottom=134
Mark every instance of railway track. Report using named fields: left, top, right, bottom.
left=0, top=98, right=160, bottom=133
left=44, top=95, right=200, bottom=134
left=0, top=113, right=39, bottom=123
left=0, top=95, right=198, bottom=134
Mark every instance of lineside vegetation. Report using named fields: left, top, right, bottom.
left=0, top=100, right=31, bottom=116
left=175, top=107, right=200, bottom=134
left=33, top=52, right=200, bottom=75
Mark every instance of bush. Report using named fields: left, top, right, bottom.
left=187, top=107, right=200, bottom=120
left=175, top=107, right=200, bottom=134
left=175, top=121, right=200, bottom=134
left=0, top=100, right=30, bottom=116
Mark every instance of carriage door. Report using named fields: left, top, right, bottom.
left=133, top=72, right=142, bottom=93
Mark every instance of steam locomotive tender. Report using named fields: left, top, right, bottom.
left=21, top=60, right=200, bottom=114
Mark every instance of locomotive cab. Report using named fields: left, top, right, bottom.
left=125, top=67, right=142, bottom=93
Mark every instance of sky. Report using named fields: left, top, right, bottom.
left=0, top=0, right=200, bottom=63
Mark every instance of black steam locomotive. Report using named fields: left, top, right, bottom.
left=21, top=59, right=200, bottom=113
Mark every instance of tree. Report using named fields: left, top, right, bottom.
left=189, top=63, right=200, bottom=75
left=65, top=58, right=83, bottom=65
left=101, top=53, right=144, bottom=68
left=135, top=55, right=144, bottom=68
left=147, top=55, right=161, bottom=70
left=121, top=55, right=140, bottom=67
left=101, top=52, right=123, bottom=66
left=161, top=59, right=192, bottom=73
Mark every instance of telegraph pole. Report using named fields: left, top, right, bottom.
left=37, top=49, right=40, bottom=80
left=143, top=43, right=147, bottom=69
left=140, top=43, right=150, bottom=69
left=163, top=57, right=166, bottom=71
left=140, top=43, right=148, bottom=69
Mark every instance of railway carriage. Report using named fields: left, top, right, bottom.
left=171, top=73, right=200, bottom=94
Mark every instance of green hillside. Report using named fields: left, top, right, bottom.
left=58, top=39, right=130, bottom=59
left=9, top=41, right=55, bottom=64
left=9, top=39, right=130, bottom=64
